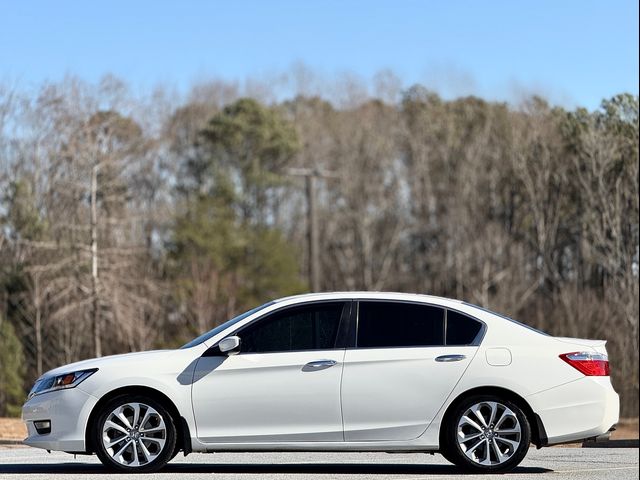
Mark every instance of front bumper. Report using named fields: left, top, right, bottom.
left=22, top=387, right=98, bottom=452
left=527, top=376, right=620, bottom=445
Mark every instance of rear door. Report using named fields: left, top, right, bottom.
left=341, top=301, right=482, bottom=441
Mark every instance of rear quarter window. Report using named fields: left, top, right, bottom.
left=446, top=310, right=483, bottom=345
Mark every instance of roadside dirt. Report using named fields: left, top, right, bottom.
left=548, top=417, right=638, bottom=448
left=612, top=417, right=639, bottom=440
left=0, top=418, right=26, bottom=441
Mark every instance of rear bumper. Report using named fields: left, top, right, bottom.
left=21, top=387, right=97, bottom=452
left=527, top=376, right=619, bottom=445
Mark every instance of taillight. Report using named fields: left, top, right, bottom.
left=560, top=352, right=610, bottom=376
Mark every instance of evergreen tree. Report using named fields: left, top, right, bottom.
left=0, top=317, right=26, bottom=417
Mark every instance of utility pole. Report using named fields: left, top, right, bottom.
left=306, top=174, right=320, bottom=292
left=287, top=168, right=338, bottom=292
left=90, top=164, right=101, bottom=358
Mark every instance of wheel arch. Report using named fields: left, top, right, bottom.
left=84, top=385, right=192, bottom=456
left=439, top=386, right=548, bottom=449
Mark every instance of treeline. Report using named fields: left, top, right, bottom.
left=0, top=74, right=637, bottom=416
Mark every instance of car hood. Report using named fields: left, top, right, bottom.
left=42, top=350, right=172, bottom=378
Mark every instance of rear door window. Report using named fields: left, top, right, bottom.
left=357, top=301, right=445, bottom=348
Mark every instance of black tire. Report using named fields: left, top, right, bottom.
left=170, top=442, right=181, bottom=460
left=93, top=394, right=177, bottom=473
left=441, top=394, right=531, bottom=473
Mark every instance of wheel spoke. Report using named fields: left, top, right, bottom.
left=131, top=403, right=141, bottom=428
left=116, top=409, right=133, bottom=430
left=104, top=420, right=128, bottom=436
left=130, top=441, right=140, bottom=467
left=139, top=409, right=153, bottom=431
left=459, top=415, right=484, bottom=433
left=464, top=438, right=485, bottom=459
left=491, top=438, right=507, bottom=461
left=104, top=435, right=127, bottom=449
left=480, top=439, right=492, bottom=465
left=495, top=436, right=520, bottom=449
left=142, top=436, right=166, bottom=449
left=487, top=402, right=498, bottom=426
left=495, top=427, right=520, bottom=435
left=140, top=426, right=164, bottom=433
left=495, top=408, right=516, bottom=430
left=458, top=431, right=483, bottom=442
left=139, top=439, right=153, bottom=463
left=471, top=405, right=489, bottom=428
left=113, top=439, right=132, bottom=459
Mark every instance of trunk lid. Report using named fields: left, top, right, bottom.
left=555, top=337, right=608, bottom=354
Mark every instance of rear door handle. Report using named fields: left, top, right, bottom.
left=435, top=354, right=466, bottom=362
left=302, top=359, right=337, bottom=371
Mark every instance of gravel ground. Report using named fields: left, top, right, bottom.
left=0, top=447, right=637, bottom=480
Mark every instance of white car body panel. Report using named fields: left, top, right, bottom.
left=192, top=350, right=345, bottom=442
left=22, top=291, right=619, bottom=456
left=341, top=345, right=477, bottom=441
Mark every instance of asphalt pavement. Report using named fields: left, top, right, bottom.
left=0, top=446, right=637, bottom=480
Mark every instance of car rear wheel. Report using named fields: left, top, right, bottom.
left=93, top=394, right=176, bottom=473
left=442, top=394, right=531, bottom=473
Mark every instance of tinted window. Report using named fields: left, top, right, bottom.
left=240, top=302, right=345, bottom=353
left=446, top=310, right=483, bottom=345
left=357, top=301, right=444, bottom=348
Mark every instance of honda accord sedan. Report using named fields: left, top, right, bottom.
left=22, top=292, right=619, bottom=473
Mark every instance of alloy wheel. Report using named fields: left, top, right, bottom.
left=456, top=401, right=522, bottom=466
left=101, top=402, right=167, bottom=467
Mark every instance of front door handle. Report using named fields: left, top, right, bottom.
left=302, top=359, right=337, bottom=371
left=435, top=354, right=466, bottom=362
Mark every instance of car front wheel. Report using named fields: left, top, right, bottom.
left=93, top=394, right=177, bottom=473
left=442, top=394, right=531, bottom=473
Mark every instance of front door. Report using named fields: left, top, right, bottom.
left=192, top=301, right=351, bottom=443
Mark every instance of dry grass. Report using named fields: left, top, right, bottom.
left=0, top=418, right=26, bottom=441
left=612, top=417, right=639, bottom=440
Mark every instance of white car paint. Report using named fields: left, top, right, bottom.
left=341, top=345, right=477, bottom=441
left=192, top=349, right=345, bottom=442
left=22, top=291, right=619, bottom=466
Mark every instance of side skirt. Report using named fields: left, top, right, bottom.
left=190, top=441, right=439, bottom=454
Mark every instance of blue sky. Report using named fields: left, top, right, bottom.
left=1, top=0, right=637, bottom=109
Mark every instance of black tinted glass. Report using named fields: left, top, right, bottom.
left=240, top=302, right=345, bottom=353
left=357, top=301, right=444, bottom=348
left=446, top=310, right=483, bottom=345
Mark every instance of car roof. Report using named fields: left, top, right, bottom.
left=271, top=292, right=550, bottom=339
left=273, top=291, right=464, bottom=305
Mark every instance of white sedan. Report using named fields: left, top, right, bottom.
left=22, top=292, right=619, bottom=473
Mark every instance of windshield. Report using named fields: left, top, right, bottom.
left=180, top=301, right=275, bottom=349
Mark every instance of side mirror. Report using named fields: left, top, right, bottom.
left=218, top=336, right=241, bottom=355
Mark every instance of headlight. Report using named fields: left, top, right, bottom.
left=28, top=368, right=98, bottom=399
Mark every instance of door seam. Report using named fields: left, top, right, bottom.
left=338, top=348, right=347, bottom=442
